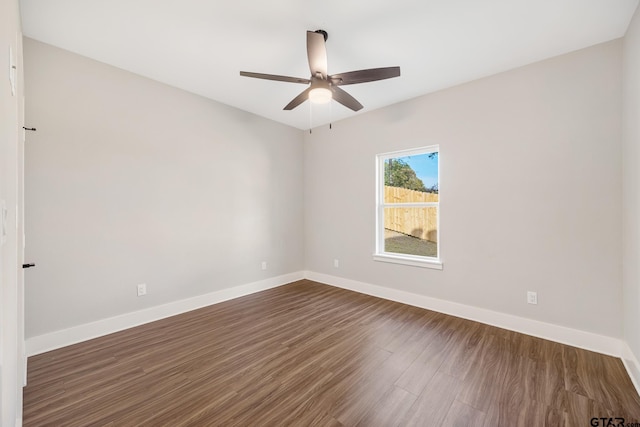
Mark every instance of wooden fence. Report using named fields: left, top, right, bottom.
left=384, top=186, right=438, bottom=242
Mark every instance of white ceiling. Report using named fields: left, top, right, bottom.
left=20, top=0, right=639, bottom=130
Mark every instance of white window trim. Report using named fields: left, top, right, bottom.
left=374, top=145, right=442, bottom=270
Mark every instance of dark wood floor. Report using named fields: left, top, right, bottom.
left=24, top=280, right=640, bottom=426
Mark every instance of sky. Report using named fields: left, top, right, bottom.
left=400, top=152, right=438, bottom=189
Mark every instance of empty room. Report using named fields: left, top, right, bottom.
left=2, top=0, right=640, bottom=425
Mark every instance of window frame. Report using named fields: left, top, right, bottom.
left=374, top=145, right=443, bottom=270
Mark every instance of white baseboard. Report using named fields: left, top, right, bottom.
left=622, top=342, right=640, bottom=397
left=304, top=271, right=623, bottom=358
left=26, top=271, right=304, bottom=356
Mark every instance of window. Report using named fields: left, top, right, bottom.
left=374, top=145, right=441, bottom=269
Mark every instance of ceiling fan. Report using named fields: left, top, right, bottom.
left=240, top=30, right=401, bottom=112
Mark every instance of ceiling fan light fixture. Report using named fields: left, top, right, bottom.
left=308, top=87, right=332, bottom=104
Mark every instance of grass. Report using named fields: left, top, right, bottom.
left=384, top=229, right=437, bottom=257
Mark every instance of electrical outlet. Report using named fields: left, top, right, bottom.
left=137, top=283, right=147, bottom=297
left=527, top=291, right=537, bottom=305
left=333, top=259, right=339, bottom=268
left=261, top=261, right=267, bottom=270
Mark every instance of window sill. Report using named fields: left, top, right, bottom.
left=373, top=253, right=443, bottom=270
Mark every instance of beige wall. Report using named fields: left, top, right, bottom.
left=623, top=4, right=640, bottom=383
left=1, top=0, right=25, bottom=424
left=23, top=38, right=304, bottom=338
left=304, top=40, right=623, bottom=337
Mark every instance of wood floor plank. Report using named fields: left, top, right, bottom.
left=402, top=371, right=461, bottom=426
left=23, top=280, right=640, bottom=426
left=354, top=386, right=417, bottom=427
left=437, top=320, right=485, bottom=380
left=394, top=355, right=440, bottom=396
left=456, top=334, right=511, bottom=412
left=441, top=399, right=486, bottom=427
left=533, top=344, right=570, bottom=412
left=563, top=390, right=613, bottom=427
left=399, top=324, right=460, bottom=390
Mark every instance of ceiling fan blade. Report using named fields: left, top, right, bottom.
left=330, top=66, right=400, bottom=86
left=240, top=71, right=310, bottom=84
left=307, top=31, right=328, bottom=79
left=284, top=87, right=313, bottom=110
left=331, top=86, right=363, bottom=111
